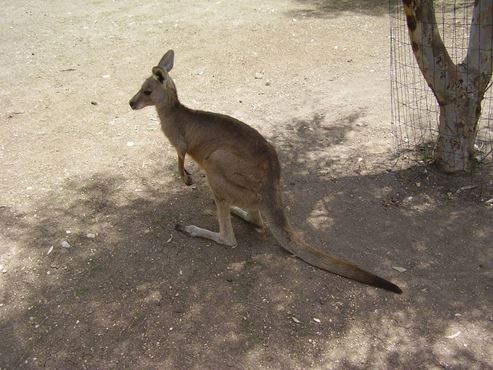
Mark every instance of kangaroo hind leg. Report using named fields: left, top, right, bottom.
left=230, top=207, right=264, bottom=228
left=177, top=199, right=237, bottom=247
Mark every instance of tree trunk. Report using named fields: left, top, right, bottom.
left=436, top=98, right=481, bottom=172
left=402, top=0, right=493, bottom=173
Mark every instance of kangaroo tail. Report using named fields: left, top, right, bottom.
left=262, top=207, right=402, bottom=294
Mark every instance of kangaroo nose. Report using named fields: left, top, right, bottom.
left=129, top=100, right=136, bottom=109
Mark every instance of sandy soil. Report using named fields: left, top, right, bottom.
left=0, top=0, right=492, bottom=369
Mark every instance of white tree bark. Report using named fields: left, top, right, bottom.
left=403, top=0, right=493, bottom=172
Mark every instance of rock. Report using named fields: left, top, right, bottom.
left=144, top=291, right=162, bottom=304
left=254, top=72, right=264, bottom=79
left=61, top=240, right=72, bottom=249
left=457, top=185, right=477, bottom=193
left=292, top=316, right=301, bottom=323
left=86, top=233, right=96, bottom=239
left=445, top=331, right=461, bottom=339
left=392, top=266, right=407, bottom=273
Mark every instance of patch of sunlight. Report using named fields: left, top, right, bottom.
left=307, top=197, right=335, bottom=232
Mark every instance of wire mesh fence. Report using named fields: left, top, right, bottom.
left=389, top=0, right=493, bottom=168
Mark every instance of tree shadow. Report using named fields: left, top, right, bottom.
left=391, top=140, right=493, bottom=199
left=287, top=0, right=395, bottom=19
left=0, top=109, right=491, bottom=369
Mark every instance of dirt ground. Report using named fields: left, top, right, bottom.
left=1, top=0, right=492, bottom=369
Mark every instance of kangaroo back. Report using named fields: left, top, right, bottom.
left=261, top=206, right=402, bottom=294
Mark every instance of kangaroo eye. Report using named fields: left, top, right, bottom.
left=143, top=90, right=152, bottom=96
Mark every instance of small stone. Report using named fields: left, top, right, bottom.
left=392, top=266, right=407, bottom=273
left=313, top=318, right=321, bottom=323
left=127, top=141, right=135, bottom=147
left=457, top=185, right=477, bottom=193
left=292, top=316, right=301, bottom=323
left=144, top=291, right=162, bottom=304
left=445, top=331, right=461, bottom=339
left=91, top=101, right=98, bottom=106
left=86, top=233, right=96, bottom=239
left=61, top=240, right=72, bottom=249
left=47, top=246, right=54, bottom=255
left=254, top=72, right=264, bottom=79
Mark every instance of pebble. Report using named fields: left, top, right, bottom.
left=445, top=331, right=461, bottom=339
left=292, top=316, right=301, bottom=323
left=144, top=291, right=162, bottom=304
left=61, top=240, right=72, bottom=249
left=86, top=233, right=96, bottom=239
left=392, top=266, right=407, bottom=273
left=254, top=72, right=264, bottom=79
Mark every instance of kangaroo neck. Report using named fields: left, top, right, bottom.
left=155, top=78, right=181, bottom=118
left=154, top=83, right=187, bottom=147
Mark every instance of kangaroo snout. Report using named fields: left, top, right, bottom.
left=129, top=99, right=137, bottom=110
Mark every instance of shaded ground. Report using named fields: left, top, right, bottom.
left=0, top=0, right=492, bottom=369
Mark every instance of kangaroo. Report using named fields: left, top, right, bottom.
left=129, top=50, right=402, bottom=294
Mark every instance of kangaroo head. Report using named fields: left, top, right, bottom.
left=129, top=49, right=175, bottom=110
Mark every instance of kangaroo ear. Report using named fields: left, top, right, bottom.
left=152, top=66, right=166, bottom=83
left=158, top=50, right=174, bottom=72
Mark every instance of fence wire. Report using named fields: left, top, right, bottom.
left=389, top=0, right=493, bottom=167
